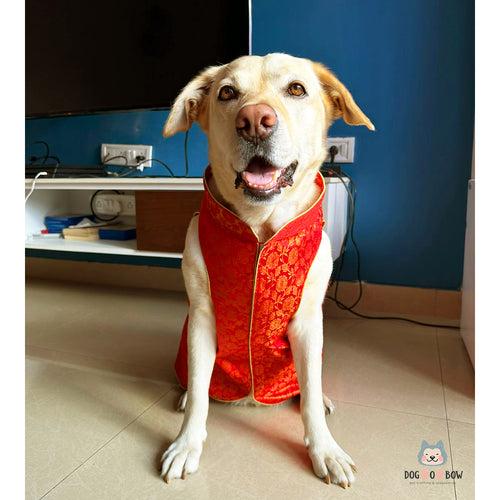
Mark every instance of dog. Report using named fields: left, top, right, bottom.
left=160, top=53, right=374, bottom=487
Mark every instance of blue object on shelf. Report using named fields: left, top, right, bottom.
left=99, top=226, right=136, bottom=241
left=44, top=215, right=93, bottom=233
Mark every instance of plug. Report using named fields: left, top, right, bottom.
left=329, top=145, right=339, bottom=162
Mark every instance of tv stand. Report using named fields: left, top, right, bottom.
left=25, top=176, right=348, bottom=266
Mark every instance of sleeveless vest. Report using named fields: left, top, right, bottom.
left=175, top=167, right=325, bottom=404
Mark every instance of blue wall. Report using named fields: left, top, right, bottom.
left=253, top=0, right=474, bottom=290
left=26, top=0, right=474, bottom=290
left=26, top=111, right=208, bottom=177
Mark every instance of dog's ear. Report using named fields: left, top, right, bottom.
left=163, top=65, right=224, bottom=137
left=312, top=62, right=375, bottom=130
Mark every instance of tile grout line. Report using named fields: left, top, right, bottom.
left=26, top=344, right=169, bottom=384
left=38, top=388, right=175, bottom=500
left=28, top=345, right=469, bottom=424
left=447, top=417, right=474, bottom=426
left=435, top=328, right=458, bottom=500
left=330, top=398, right=450, bottom=422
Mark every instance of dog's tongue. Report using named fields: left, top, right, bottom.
left=242, top=158, right=279, bottom=188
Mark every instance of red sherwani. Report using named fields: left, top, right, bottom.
left=175, top=167, right=325, bottom=404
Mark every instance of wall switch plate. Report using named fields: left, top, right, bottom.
left=101, top=144, right=153, bottom=171
left=326, top=137, right=355, bottom=163
left=93, top=194, right=136, bottom=216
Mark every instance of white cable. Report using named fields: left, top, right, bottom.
left=25, top=171, right=48, bottom=203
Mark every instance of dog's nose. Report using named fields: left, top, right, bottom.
left=235, top=104, right=277, bottom=142
left=430, top=456, right=435, bottom=460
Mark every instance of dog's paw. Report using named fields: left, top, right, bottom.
left=305, top=433, right=356, bottom=488
left=160, top=432, right=204, bottom=483
left=322, top=393, right=335, bottom=416
left=177, top=391, right=187, bottom=412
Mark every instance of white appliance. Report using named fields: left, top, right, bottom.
left=460, top=175, right=475, bottom=367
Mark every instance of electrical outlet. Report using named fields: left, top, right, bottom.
left=101, top=144, right=153, bottom=171
left=326, top=137, right=355, bottom=163
left=93, top=194, right=136, bottom=216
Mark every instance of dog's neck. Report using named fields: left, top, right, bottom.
left=208, top=166, right=321, bottom=242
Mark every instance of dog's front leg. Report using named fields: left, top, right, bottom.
left=288, top=233, right=356, bottom=488
left=161, top=217, right=216, bottom=482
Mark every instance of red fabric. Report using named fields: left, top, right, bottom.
left=175, top=167, right=325, bottom=404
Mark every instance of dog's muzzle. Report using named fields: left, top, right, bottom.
left=234, top=157, right=298, bottom=200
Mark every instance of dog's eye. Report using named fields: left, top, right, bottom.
left=287, top=82, right=307, bottom=97
left=218, top=85, right=238, bottom=101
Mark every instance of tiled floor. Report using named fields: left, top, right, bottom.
left=26, top=279, right=475, bottom=499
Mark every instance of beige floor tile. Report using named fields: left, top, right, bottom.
left=25, top=359, right=171, bottom=499
left=275, top=402, right=458, bottom=500
left=25, top=280, right=95, bottom=333
left=26, top=280, right=474, bottom=499
left=447, top=420, right=474, bottom=500
left=43, top=390, right=456, bottom=500
left=323, top=318, right=447, bottom=418
left=437, top=329, right=475, bottom=423
left=26, top=345, right=171, bottom=382
left=26, top=280, right=188, bottom=382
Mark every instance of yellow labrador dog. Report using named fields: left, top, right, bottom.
left=160, top=53, right=374, bottom=487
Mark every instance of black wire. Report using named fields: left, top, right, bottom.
left=33, top=141, right=49, bottom=164
left=324, top=296, right=459, bottom=329
left=103, top=150, right=188, bottom=179
left=29, top=153, right=61, bottom=178
left=325, top=147, right=459, bottom=331
left=30, top=141, right=62, bottom=169
left=112, top=168, right=136, bottom=178
left=90, top=190, right=120, bottom=222
left=102, top=155, right=129, bottom=165
left=29, top=140, right=61, bottom=170
left=330, top=171, right=363, bottom=309
left=135, top=158, right=176, bottom=177
left=43, top=155, right=61, bottom=163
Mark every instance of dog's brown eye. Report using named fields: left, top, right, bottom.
left=287, top=82, right=306, bottom=97
left=218, top=85, right=238, bottom=101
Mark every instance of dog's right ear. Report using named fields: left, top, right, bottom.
left=163, top=65, right=224, bottom=137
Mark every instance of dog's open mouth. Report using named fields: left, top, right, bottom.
left=235, top=157, right=298, bottom=199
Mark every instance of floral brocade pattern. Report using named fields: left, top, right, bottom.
left=175, top=168, right=325, bottom=404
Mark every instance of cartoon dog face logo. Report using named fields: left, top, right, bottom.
left=418, top=440, right=448, bottom=466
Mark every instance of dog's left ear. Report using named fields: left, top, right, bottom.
left=312, top=62, right=375, bottom=130
left=163, top=65, right=225, bottom=137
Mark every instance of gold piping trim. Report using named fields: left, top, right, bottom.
left=202, top=166, right=325, bottom=243
left=247, top=242, right=263, bottom=403
left=200, top=166, right=326, bottom=405
left=263, top=171, right=325, bottom=245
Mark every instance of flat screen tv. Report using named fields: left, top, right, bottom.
left=26, top=0, right=250, bottom=117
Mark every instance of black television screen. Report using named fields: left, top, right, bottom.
left=26, top=0, right=249, bottom=117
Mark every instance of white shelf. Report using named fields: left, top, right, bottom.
left=25, top=237, right=182, bottom=259
left=25, top=174, right=348, bottom=262
left=24, top=177, right=204, bottom=191
left=24, top=175, right=343, bottom=191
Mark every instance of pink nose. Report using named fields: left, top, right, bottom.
left=235, top=104, right=277, bottom=142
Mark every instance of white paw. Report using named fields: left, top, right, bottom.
left=160, top=432, right=204, bottom=482
left=322, top=393, right=335, bottom=416
left=177, top=391, right=187, bottom=412
left=306, top=433, right=356, bottom=488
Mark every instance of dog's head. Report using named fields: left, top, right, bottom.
left=163, top=53, right=374, bottom=206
